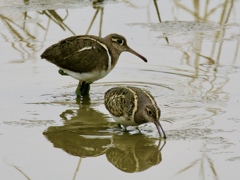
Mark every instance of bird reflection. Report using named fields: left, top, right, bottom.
left=43, top=100, right=166, bottom=173
left=44, top=98, right=113, bottom=156
left=43, top=125, right=112, bottom=157
left=106, top=134, right=165, bottom=173
left=44, top=127, right=165, bottom=173
left=58, top=96, right=112, bottom=131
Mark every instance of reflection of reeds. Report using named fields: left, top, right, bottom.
left=153, top=0, right=169, bottom=44
left=0, top=14, right=37, bottom=61
left=211, top=0, right=234, bottom=64
left=174, top=0, right=235, bottom=65
left=11, top=164, right=31, bottom=180
left=174, top=0, right=233, bottom=97
left=1, top=8, right=77, bottom=62
left=175, top=152, right=219, bottom=180
left=39, top=10, right=75, bottom=35
left=72, top=157, right=82, bottom=180
left=171, top=0, right=238, bottom=179
left=0, top=15, right=35, bottom=41
left=85, top=5, right=104, bottom=37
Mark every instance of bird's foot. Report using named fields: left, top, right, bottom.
left=117, top=124, right=128, bottom=131
left=58, top=69, right=69, bottom=76
left=117, top=124, right=122, bottom=129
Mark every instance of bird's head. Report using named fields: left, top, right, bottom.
left=104, top=33, right=147, bottom=62
left=136, top=103, right=166, bottom=138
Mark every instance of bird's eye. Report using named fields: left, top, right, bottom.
left=148, top=157, right=155, bottom=163
left=112, top=37, right=124, bottom=45
left=117, top=39, right=124, bottom=45
left=147, top=109, right=153, bottom=116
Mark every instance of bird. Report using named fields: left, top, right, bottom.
left=41, top=33, right=147, bottom=96
left=104, top=86, right=166, bottom=138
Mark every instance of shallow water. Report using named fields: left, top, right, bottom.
left=1, top=0, right=240, bottom=179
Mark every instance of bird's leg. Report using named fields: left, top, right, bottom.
left=75, top=81, right=82, bottom=97
left=80, top=82, right=90, bottom=96
left=58, top=69, right=69, bottom=76
left=75, top=81, right=90, bottom=96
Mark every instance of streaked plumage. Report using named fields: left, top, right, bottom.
left=104, top=86, right=166, bottom=138
left=41, top=33, right=147, bottom=96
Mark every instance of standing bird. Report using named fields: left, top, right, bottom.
left=41, top=33, right=147, bottom=96
left=104, top=86, right=166, bottom=138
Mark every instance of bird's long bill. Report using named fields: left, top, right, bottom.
left=127, top=47, right=148, bottom=62
left=154, top=120, right=167, bottom=139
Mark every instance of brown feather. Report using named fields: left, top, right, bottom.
left=41, top=35, right=109, bottom=73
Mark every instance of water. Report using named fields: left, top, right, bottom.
left=1, top=0, right=240, bottom=179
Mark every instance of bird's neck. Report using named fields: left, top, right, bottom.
left=108, top=48, right=121, bottom=68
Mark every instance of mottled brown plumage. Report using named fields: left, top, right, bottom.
left=104, top=86, right=166, bottom=138
left=41, top=35, right=109, bottom=73
left=41, top=34, right=147, bottom=96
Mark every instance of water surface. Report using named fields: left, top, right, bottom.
left=1, top=0, right=240, bottom=179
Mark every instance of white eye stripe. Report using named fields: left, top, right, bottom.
left=141, top=89, right=160, bottom=119
left=111, top=38, right=124, bottom=45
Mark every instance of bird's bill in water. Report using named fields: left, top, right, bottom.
left=154, top=120, right=167, bottom=139
left=127, top=47, right=148, bottom=62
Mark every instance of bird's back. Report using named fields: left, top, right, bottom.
left=41, top=35, right=110, bottom=73
left=104, top=86, right=161, bottom=125
left=104, top=87, right=136, bottom=120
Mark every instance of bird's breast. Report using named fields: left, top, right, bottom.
left=110, top=114, right=137, bottom=126
left=61, top=68, right=113, bottom=83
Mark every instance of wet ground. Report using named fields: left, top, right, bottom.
left=1, top=0, right=240, bottom=179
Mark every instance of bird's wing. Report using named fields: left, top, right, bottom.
left=104, top=87, right=135, bottom=118
left=41, top=36, right=109, bottom=73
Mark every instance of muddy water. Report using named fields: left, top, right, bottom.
left=1, top=0, right=240, bottom=179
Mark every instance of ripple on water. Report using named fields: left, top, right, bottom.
left=32, top=62, right=229, bottom=139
